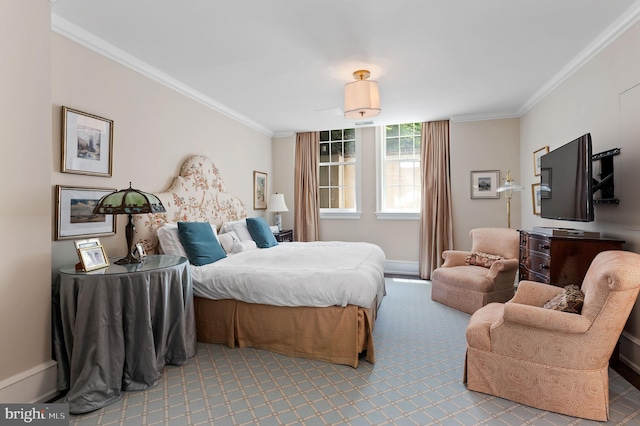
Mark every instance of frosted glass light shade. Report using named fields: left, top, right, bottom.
left=344, top=79, right=381, bottom=119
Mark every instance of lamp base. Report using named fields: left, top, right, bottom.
left=274, top=213, right=282, bottom=231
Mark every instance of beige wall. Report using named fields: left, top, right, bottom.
left=519, top=19, right=640, bottom=372
left=51, top=34, right=273, bottom=274
left=270, top=120, right=519, bottom=273
left=0, top=0, right=54, bottom=401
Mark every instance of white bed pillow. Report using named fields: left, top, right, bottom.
left=157, top=222, right=219, bottom=257
left=217, top=231, right=240, bottom=254
left=231, top=240, right=258, bottom=253
left=220, top=219, right=254, bottom=242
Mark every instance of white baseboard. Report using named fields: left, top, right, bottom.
left=384, top=260, right=419, bottom=276
left=0, top=360, right=58, bottom=403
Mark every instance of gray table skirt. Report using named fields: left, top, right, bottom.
left=52, top=255, right=197, bottom=414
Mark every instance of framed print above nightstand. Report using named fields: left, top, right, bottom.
left=253, top=171, right=267, bottom=210
left=61, top=106, right=113, bottom=177
left=55, top=185, right=116, bottom=240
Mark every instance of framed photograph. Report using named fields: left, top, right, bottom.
left=62, top=106, right=113, bottom=177
left=470, top=170, right=500, bottom=199
left=55, top=185, right=116, bottom=240
left=253, top=171, right=267, bottom=210
left=533, top=146, right=549, bottom=176
left=532, top=183, right=542, bottom=215
left=77, top=245, right=110, bottom=272
left=74, top=238, right=101, bottom=250
left=135, top=242, right=147, bottom=259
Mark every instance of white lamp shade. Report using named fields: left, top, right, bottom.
left=344, top=80, right=381, bottom=119
left=268, top=193, right=289, bottom=212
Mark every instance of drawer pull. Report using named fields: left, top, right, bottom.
left=538, top=243, right=550, bottom=250
left=539, top=263, right=549, bottom=270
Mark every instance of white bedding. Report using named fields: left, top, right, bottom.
left=190, top=241, right=386, bottom=309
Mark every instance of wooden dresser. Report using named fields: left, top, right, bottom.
left=519, top=230, right=624, bottom=286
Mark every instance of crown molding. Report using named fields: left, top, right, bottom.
left=51, top=14, right=274, bottom=137
left=518, top=0, right=640, bottom=116
left=450, top=111, right=520, bottom=123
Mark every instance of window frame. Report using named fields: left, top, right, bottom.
left=375, top=125, right=421, bottom=220
left=319, top=128, right=362, bottom=220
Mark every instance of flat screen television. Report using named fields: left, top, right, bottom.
left=540, top=133, right=594, bottom=222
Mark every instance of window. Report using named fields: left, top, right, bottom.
left=319, top=128, right=361, bottom=218
left=377, top=123, right=422, bottom=219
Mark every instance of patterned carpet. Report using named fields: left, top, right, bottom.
left=67, top=278, right=640, bottom=425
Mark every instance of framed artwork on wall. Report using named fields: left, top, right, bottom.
left=253, top=171, right=268, bottom=210
left=55, top=185, right=116, bottom=240
left=61, top=106, right=114, bottom=177
left=533, top=146, right=549, bottom=176
left=532, top=183, right=542, bottom=215
left=470, top=170, right=500, bottom=199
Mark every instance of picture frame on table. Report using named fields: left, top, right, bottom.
left=532, top=183, right=542, bottom=215
left=470, top=170, right=500, bottom=199
left=55, top=185, right=116, bottom=240
left=77, top=245, right=110, bottom=272
left=253, top=171, right=268, bottom=210
left=61, top=106, right=114, bottom=177
left=533, top=146, right=549, bottom=176
left=135, top=242, right=148, bottom=259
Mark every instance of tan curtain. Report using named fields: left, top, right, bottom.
left=419, top=120, right=453, bottom=279
left=294, top=132, right=320, bottom=241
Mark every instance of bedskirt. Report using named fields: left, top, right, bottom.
left=194, top=297, right=378, bottom=368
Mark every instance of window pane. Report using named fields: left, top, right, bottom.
left=400, top=137, right=414, bottom=159
left=331, top=142, right=343, bottom=162
left=329, top=165, right=339, bottom=186
left=319, top=130, right=329, bottom=142
left=319, top=165, right=329, bottom=186
left=386, top=124, right=399, bottom=137
left=343, top=128, right=355, bottom=140
left=400, top=123, right=414, bottom=136
left=414, top=135, right=422, bottom=154
left=331, top=129, right=342, bottom=141
left=343, top=164, right=355, bottom=186
left=386, top=137, right=399, bottom=159
left=343, top=187, right=355, bottom=209
left=386, top=162, right=400, bottom=185
left=319, top=188, right=329, bottom=208
left=344, top=141, right=355, bottom=160
left=330, top=188, right=339, bottom=208
left=386, top=186, right=399, bottom=209
left=320, top=143, right=330, bottom=162
left=399, top=162, right=416, bottom=185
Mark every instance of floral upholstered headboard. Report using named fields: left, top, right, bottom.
left=133, top=155, right=247, bottom=254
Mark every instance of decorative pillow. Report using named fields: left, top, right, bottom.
left=465, top=251, right=502, bottom=268
left=217, top=231, right=240, bottom=254
left=543, top=284, right=585, bottom=314
left=220, top=219, right=254, bottom=241
left=231, top=240, right=258, bottom=253
left=177, top=222, right=226, bottom=266
left=157, top=222, right=218, bottom=257
left=246, top=217, right=278, bottom=248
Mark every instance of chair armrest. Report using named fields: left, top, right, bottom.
left=510, top=280, right=563, bottom=307
left=486, top=258, right=519, bottom=279
left=502, top=302, right=591, bottom=333
left=440, top=250, right=471, bottom=267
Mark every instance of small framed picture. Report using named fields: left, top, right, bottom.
left=532, top=183, right=542, bottom=215
left=135, top=242, right=147, bottom=259
left=533, top=146, right=549, bottom=176
left=77, top=245, right=110, bottom=272
left=62, top=106, right=114, bottom=177
left=253, top=171, right=267, bottom=210
left=470, top=170, right=500, bottom=199
left=55, top=185, right=116, bottom=240
left=74, top=238, right=101, bottom=250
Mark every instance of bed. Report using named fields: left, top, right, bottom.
left=133, top=155, right=386, bottom=367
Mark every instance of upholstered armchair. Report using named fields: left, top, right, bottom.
left=464, top=250, right=640, bottom=421
left=431, top=228, right=519, bottom=314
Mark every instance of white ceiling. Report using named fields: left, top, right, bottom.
left=51, top=0, right=640, bottom=136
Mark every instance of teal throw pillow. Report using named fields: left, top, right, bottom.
left=246, top=217, right=279, bottom=248
left=177, top=222, right=226, bottom=266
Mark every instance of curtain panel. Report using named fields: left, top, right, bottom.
left=419, top=120, right=453, bottom=279
left=294, top=132, right=320, bottom=241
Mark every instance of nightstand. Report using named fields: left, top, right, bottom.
left=274, top=229, right=293, bottom=242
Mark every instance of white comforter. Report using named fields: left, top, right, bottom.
left=190, top=241, right=386, bottom=309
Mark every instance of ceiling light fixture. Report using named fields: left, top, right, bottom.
left=344, top=70, right=381, bottom=119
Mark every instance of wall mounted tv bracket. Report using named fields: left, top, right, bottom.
left=592, top=148, right=620, bottom=204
